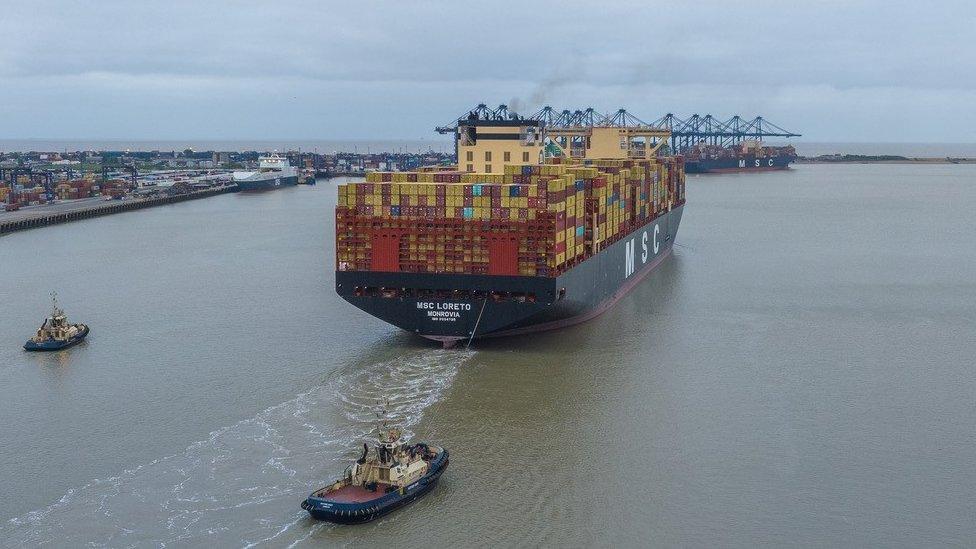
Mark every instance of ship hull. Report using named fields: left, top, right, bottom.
left=24, top=325, right=89, bottom=352
left=234, top=175, right=298, bottom=192
left=685, top=155, right=794, bottom=173
left=335, top=205, right=683, bottom=346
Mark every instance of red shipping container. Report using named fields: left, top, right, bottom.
left=370, top=233, right=400, bottom=272
left=488, top=237, right=519, bottom=276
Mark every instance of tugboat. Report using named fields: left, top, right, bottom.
left=301, top=427, right=449, bottom=524
left=24, top=293, right=89, bottom=352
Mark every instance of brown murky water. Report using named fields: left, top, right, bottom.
left=1, top=164, right=975, bottom=547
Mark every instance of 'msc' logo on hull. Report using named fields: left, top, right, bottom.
left=625, top=224, right=660, bottom=278
left=739, top=158, right=776, bottom=167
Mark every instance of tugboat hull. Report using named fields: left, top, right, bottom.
left=302, top=448, right=449, bottom=524
left=24, top=325, right=89, bottom=352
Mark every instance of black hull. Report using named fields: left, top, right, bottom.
left=234, top=175, right=298, bottom=192
left=685, top=155, right=794, bottom=173
left=335, top=205, right=683, bottom=345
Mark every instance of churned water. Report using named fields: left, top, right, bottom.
left=1, top=165, right=975, bottom=547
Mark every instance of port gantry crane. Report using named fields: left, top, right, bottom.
left=435, top=104, right=799, bottom=161
left=527, top=106, right=671, bottom=161
left=651, top=114, right=801, bottom=154
left=101, top=163, right=138, bottom=189
left=0, top=166, right=56, bottom=203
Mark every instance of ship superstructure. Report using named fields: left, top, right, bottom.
left=233, top=153, right=298, bottom=191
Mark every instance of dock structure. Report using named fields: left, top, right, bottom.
left=0, top=186, right=235, bottom=236
left=650, top=114, right=801, bottom=154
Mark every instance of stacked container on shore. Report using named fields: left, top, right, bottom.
left=54, top=179, right=97, bottom=200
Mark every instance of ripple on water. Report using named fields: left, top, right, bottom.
left=1, top=349, right=474, bottom=547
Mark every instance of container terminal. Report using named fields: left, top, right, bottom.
left=0, top=148, right=448, bottom=234
left=0, top=107, right=795, bottom=235
left=651, top=113, right=800, bottom=173
left=335, top=104, right=685, bottom=346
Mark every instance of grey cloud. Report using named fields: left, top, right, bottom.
left=0, top=0, right=972, bottom=141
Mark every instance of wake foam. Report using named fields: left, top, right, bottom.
left=2, top=349, right=472, bottom=547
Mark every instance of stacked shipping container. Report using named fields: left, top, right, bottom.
left=335, top=158, right=685, bottom=278
left=1, top=177, right=112, bottom=206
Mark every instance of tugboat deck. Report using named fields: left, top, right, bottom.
left=325, top=484, right=385, bottom=503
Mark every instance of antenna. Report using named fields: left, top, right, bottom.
left=50, top=291, right=62, bottom=317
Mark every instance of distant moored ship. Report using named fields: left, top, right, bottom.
left=683, top=141, right=797, bottom=173
left=233, top=153, right=298, bottom=191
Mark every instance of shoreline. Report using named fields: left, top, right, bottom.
left=797, top=156, right=975, bottom=164
left=0, top=186, right=235, bottom=236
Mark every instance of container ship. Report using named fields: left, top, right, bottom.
left=683, top=140, right=796, bottom=173
left=233, top=153, right=298, bottom=191
left=334, top=109, right=685, bottom=346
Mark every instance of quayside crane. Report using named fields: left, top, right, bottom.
left=435, top=104, right=800, bottom=161
left=650, top=114, right=801, bottom=154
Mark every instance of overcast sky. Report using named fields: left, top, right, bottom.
left=0, top=0, right=973, bottom=142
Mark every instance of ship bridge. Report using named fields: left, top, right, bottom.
left=436, top=104, right=543, bottom=173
